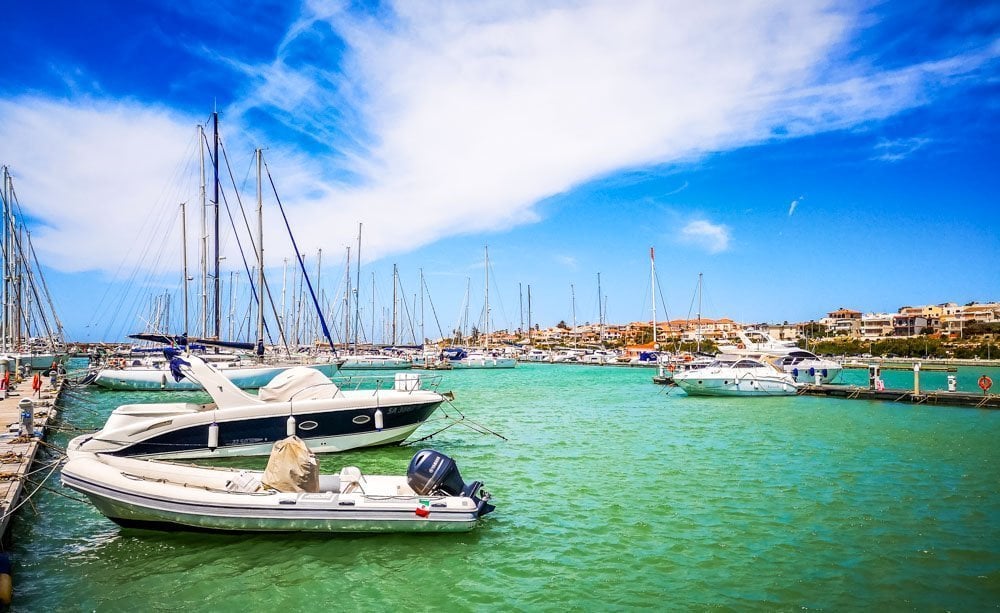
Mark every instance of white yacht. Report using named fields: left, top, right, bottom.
left=717, top=330, right=841, bottom=383
left=673, top=355, right=798, bottom=396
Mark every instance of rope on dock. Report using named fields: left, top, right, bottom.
left=0, top=458, right=65, bottom=522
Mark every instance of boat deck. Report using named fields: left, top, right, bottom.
left=0, top=371, right=62, bottom=541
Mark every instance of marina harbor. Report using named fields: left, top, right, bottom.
left=3, top=3, right=999, bottom=609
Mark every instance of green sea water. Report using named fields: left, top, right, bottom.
left=7, top=362, right=1000, bottom=611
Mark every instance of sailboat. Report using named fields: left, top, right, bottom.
left=447, top=246, right=515, bottom=369
left=93, top=124, right=341, bottom=390
left=0, top=166, right=67, bottom=372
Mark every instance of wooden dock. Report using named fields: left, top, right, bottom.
left=797, top=384, right=1000, bottom=409
left=0, top=372, right=63, bottom=542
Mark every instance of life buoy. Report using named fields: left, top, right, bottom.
left=683, top=355, right=693, bottom=362
left=737, top=343, right=746, bottom=349
left=979, top=375, right=993, bottom=392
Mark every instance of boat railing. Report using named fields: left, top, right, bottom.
left=330, top=373, right=444, bottom=394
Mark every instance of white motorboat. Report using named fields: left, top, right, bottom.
left=769, top=350, right=843, bottom=384
left=673, top=355, right=799, bottom=396
left=717, top=330, right=841, bottom=383
left=69, top=350, right=447, bottom=460
left=339, top=354, right=413, bottom=370
left=578, top=350, right=619, bottom=364
left=442, top=348, right=516, bottom=369
left=61, top=442, right=495, bottom=533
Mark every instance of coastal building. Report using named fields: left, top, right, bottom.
left=860, top=313, right=895, bottom=339
left=821, top=308, right=863, bottom=336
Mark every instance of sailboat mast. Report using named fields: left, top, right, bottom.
left=199, top=125, right=207, bottom=338
left=255, top=149, right=265, bottom=351
left=181, top=202, right=189, bottom=337
left=650, top=247, right=656, bottom=346
left=597, top=272, right=603, bottom=346
left=420, top=268, right=425, bottom=345
left=392, top=263, right=398, bottom=346
left=342, top=248, right=350, bottom=350
left=697, top=272, right=703, bottom=352
left=518, top=282, right=523, bottom=336
left=315, top=248, right=322, bottom=346
left=571, top=283, right=577, bottom=348
left=484, top=245, right=490, bottom=348
left=212, top=111, right=221, bottom=339
left=354, top=223, right=361, bottom=353
left=1, top=167, right=8, bottom=352
left=527, top=284, right=532, bottom=346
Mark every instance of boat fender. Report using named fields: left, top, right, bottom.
left=791, top=368, right=799, bottom=378
left=0, top=553, right=11, bottom=606
left=160, top=373, right=167, bottom=389
left=808, top=367, right=815, bottom=377
left=821, top=369, right=828, bottom=378
left=208, top=422, right=219, bottom=451
left=286, top=415, right=297, bottom=437
left=374, top=408, right=384, bottom=432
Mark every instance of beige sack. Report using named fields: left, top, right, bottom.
left=261, top=435, right=320, bottom=492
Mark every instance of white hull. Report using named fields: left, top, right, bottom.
left=339, top=356, right=413, bottom=370
left=61, top=452, right=492, bottom=533
left=451, top=357, right=517, bottom=369
left=673, top=357, right=799, bottom=397
left=93, top=362, right=339, bottom=391
left=674, top=375, right=798, bottom=396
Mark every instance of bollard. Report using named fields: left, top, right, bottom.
left=913, top=363, right=921, bottom=395
left=947, top=375, right=957, bottom=392
left=18, top=398, right=34, bottom=436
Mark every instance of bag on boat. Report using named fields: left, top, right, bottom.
left=261, top=435, right=320, bottom=493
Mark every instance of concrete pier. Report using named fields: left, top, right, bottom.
left=0, top=371, right=62, bottom=541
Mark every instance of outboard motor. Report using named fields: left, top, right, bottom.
left=407, top=449, right=494, bottom=516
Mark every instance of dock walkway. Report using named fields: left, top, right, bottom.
left=797, top=384, right=1000, bottom=409
left=0, top=371, right=63, bottom=542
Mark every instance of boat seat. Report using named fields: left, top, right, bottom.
left=225, top=471, right=262, bottom=493
left=317, top=474, right=342, bottom=493
left=339, top=466, right=364, bottom=493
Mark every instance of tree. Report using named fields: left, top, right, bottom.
left=556, top=320, right=569, bottom=330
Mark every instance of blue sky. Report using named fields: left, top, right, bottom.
left=1, top=0, right=998, bottom=344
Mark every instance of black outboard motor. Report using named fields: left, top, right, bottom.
left=407, top=449, right=495, bottom=516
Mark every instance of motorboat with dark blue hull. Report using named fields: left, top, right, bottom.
left=68, top=351, right=449, bottom=460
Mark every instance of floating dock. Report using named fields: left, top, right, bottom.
left=0, top=372, right=62, bottom=542
left=797, top=384, right=1000, bottom=409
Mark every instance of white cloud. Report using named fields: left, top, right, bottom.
left=789, top=195, right=804, bottom=216
left=0, top=98, right=199, bottom=274
left=680, top=220, right=730, bottom=253
left=2, top=1, right=996, bottom=277
left=872, top=137, right=931, bottom=162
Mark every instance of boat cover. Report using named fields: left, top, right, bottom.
left=257, top=367, right=337, bottom=402
left=262, top=436, right=320, bottom=493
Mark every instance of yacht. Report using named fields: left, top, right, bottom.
left=673, top=355, right=798, bottom=396
left=69, top=350, right=447, bottom=459
left=717, top=330, right=841, bottom=383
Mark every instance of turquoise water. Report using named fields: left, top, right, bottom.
left=8, top=362, right=1000, bottom=610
